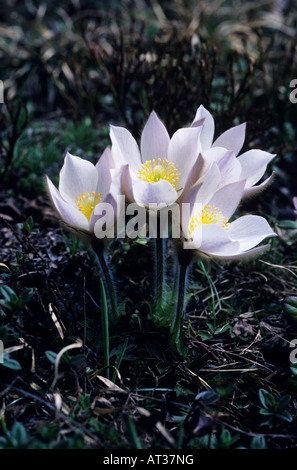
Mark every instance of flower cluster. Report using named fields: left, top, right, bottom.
left=46, top=105, right=277, bottom=350
left=46, top=105, right=276, bottom=261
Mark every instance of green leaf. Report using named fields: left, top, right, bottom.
left=198, top=330, right=213, bottom=340
left=9, top=422, right=28, bottom=448
left=276, top=411, right=293, bottom=422
left=1, top=353, right=22, bottom=370
left=259, top=388, right=276, bottom=410
left=250, top=435, right=266, bottom=449
left=277, top=394, right=291, bottom=412
left=0, top=285, right=16, bottom=302
left=259, top=408, right=273, bottom=416
left=290, top=362, right=297, bottom=375
left=278, top=220, right=297, bottom=229
left=284, top=296, right=297, bottom=322
left=195, top=390, right=218, bottom=405
left=45, top=350, right=57, bottom=364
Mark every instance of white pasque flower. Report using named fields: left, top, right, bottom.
left=45, top=149, right=120, bottom=243
left=191, top=105, right=276, bottom=198
left=110, top=111, right=204, bottom=207
left=179, top=163, right=276, bottom=260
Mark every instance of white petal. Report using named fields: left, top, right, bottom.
left=46, top=176, right=89, bottom=231
left=168, top=127, right=202, bottom=189
left=207, top=179, right=246, bottom=219
left=109, top=167, right=124, bottom=198
left=216, top=150, right=242, bottom=183
left=242, top=172, right=275, bottom=199
left=183, top=163, right=221, bottom=214
left=194, top=223, right=240, bottom=255
left=191, top=105, right=215, bottom=150
left=228, top=215, right=276, bottom=251
left=120, top=164, right=135, bottom=202
left=140, top=111, right=170, bottom=162
left=180, top=183, right=203, bottom=236
left=237, top=149, right=276, bottom=187
left=59, top=152, right=98, bottom=206
left=203, top=147, right=242, bottom=185
left=90, top=192, right=118, bottom=236
left=132, top=179, right=178, bottom=206
left=213, top=122, right=246, bottom=156
left=95, top=147, right=114, bottom=197
left=179, top=153, right=205, bottom=200
left=206, top=244, right=270, bottom=261
left=110, top=125, right=141, bottom=174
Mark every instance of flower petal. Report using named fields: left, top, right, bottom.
left=205, top=244, right=270, bottom=261
left=90, top=192, right=118, bottom=237
left=183, top=161, right=221, bottom=204
left=228, top=215, right=276, bottom=251
left=242, top=172, right=275, bottom=199
left=110, top=124, right=141, bottom=174
left=59, top=152, right=98, bottom=206
left=95, top=147, right=114, bottom=197
left=46, top=176, right=89, bottom=231
left=213, top=122, right=246, bottom=156
left=207, top=179, right=246, bottom=219
left=120, top=164, right=135, bottom=202
left=191, top=105, right=215, bottom=150
left=179, top=153, right=205, bottom=201
left=140, top=111, right=170, bottom=162
left=193, top=223, right=240, bottom=255
left=203, top=147, right=242, bottom=185
left=168, top=126, right=201, bottom=189
left=237, top=149, right=276, bottom=187
left=132, top=179, right=178, bottom=206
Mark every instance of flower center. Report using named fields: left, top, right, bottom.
left=188, top=205, right=229, bottom=238
left=137, top=158, right=179, bottom=190
left=75, top=191, right=103, bottom=222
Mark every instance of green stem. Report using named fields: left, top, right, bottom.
left=170, top=262, right=188, bottom=348
left=126, top=414, right=142, bottom=449
left=171, top=258, right=180, bottom=304
left=94, top=245, right=119, bottom=323
left=100, top=279, right=109, bottom=379
left=154, top=235, right=165, bottom=315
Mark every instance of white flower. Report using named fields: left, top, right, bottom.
left=45, top=149, right=120, bottom=243
left=179, top=163, right=276, bottom=260
left=110, top=111, right=204, bottom=207
left=191, top=105, right=276, bottom=198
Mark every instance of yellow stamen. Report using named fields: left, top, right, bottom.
left=137, top=158, right=179, bottom=190
left=189, top=205, right=229, bottom=238
left=75, top=191, right=103, bottom=221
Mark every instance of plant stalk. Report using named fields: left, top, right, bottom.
left=154, top=235, right=165, bottom=316
left=170, top=248, right=194, bottom=350
left=170, top=262, right=188, bottom=347
left=100, top=279, right=109, bottom=379
left=93, top=244, right=119, bottom=323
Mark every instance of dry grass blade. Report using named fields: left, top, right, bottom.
left=50, top=340, right=83, bottom=390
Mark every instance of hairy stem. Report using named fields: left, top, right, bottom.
left=100, top=279, right=109, bottom=379
left=154, top=235, right=165, bottom=315
left=170, top=262, right=188, bottom=347
left=94, top=244, right=119, bottom=323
